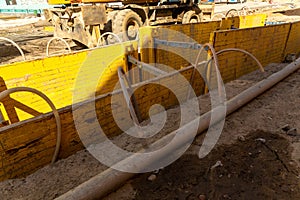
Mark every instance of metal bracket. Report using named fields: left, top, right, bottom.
left=127, top=55, right=167, bottom=76
left=154, top=38, right=203, bottom=50
left=117, top=67, right=142, bottom=126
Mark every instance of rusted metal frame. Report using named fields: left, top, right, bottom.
left=117, top=67, right=142, bottom=126
left=154, top=38, right=202, bottom=50
left=127, top=55, right=167, bottom=76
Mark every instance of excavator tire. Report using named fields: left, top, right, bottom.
left=113, top=9, right=143, bottom=41
left=182, top=10, right=202, bottom=24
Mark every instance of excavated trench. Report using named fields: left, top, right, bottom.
left=0, top=4, right=300, bottom=200
left=0, top=63, right=299, bottom=199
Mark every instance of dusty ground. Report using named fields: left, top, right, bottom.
left=104, top=63, right=300, bottom=200
left=0, top=21, right=76, bottom=65
left=266, top=7, right=300, bottom=23
left=121, top=131, right=300, bottom=200
left=0, top=63, right=299, bottom=199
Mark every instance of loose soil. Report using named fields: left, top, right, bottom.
left=0, top=5, right=300, bottom=200
left=0, top=63, right=299, bottom=200
left=0, top=22, right=77, bottom=65
left=104, top=64, right=300, bottom=200
left=127, top=130, right=300, bottom=200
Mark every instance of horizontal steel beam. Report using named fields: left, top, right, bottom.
left=127, top=55, right=167, bottom=76
left=154, top=38, right=203, bottom=50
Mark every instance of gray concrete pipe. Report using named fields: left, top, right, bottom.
left=56, top=57, right=300, bottom=200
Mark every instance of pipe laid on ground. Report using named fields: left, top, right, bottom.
left=56, top=58, right=300, bottom=200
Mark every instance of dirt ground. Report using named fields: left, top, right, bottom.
left=0, top=63, right=299, bottom=200
left=125, top=131, right=300, bottom=200
left=104, top=64, right=300, bottom=200
left=0, top=6, right=300, bottom=200
left=0, top=22, right=76, bottom=65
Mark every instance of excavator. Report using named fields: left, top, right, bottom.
left=44, top=0, right=215, bottom=48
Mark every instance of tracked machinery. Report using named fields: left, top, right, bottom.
left=44, top=0, right=215, bottom=48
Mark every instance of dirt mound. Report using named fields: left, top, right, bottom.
left=131, top=131, right=300, bottom=200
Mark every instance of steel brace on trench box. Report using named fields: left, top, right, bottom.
left=117, top=55, right=168, bottom=126
left=117, top=38, right=264, bottom=127
left=117, top=38, right=208, bottom=127
left=117, top=40, right=217, bottom=127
